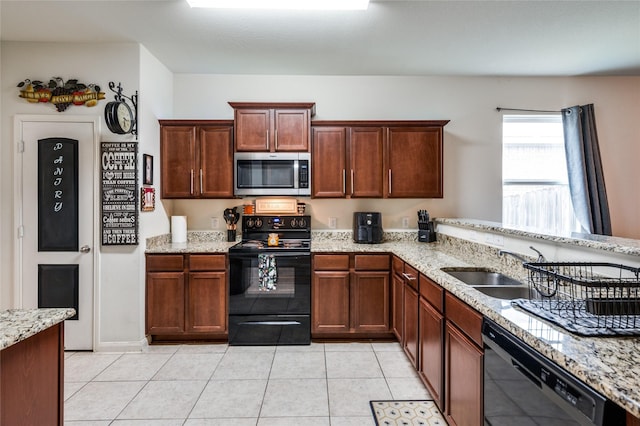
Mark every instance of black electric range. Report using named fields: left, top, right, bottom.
left=228, top=215, right=311, bottom=345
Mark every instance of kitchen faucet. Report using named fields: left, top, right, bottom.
left=499, top=246, right=546, bottom=263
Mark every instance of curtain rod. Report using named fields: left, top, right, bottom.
left=496, top=107, right=561, bottom=113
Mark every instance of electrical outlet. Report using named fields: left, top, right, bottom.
left=328, top=217, right=337, bottom=229
left=211, top=218, right=219, bottom=229
left=402, top=217, right=409, bottom=228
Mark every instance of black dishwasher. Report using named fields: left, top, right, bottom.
left=482, top=318, right=626, bottom=426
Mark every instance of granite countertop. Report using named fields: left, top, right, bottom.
left=0, top=308, right=76, bottom=350
left=145, top=229, right=640, bottom=416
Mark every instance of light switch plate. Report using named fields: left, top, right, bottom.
left=329, top=217, right=337, bottom=228
left=402, top=217, right=409, bottom=228
left=211, top=218, right=219, bottom=229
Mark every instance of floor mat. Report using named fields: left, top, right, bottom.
left=370, top=400, right=447, bottom=425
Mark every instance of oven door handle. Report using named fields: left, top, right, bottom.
left=239, top=320, right=302, bottom=326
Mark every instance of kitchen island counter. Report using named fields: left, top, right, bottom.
left=1, top=308, right=75, bottom=425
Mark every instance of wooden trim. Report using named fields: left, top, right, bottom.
left=312, top=120, right=449, bottom=127
left=158, top=119, right=234, bottom=126
left=228, top=102, right=316, bottom=116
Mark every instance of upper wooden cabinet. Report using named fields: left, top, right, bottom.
left=387, top=126, right=444, bottom=198
left=229, top=102, right=315, bottom=152
left=311, top=126, right=384, bottom=198
left=311, top=121, right=448, bottom=198
left=159, top=120, right=234, bottom=199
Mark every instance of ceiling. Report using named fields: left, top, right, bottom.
left=1, top=0, right=639, bottom=76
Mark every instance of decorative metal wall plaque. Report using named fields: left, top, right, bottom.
left=101, top=142, right=139, bottom=245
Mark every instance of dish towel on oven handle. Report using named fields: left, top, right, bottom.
left=258, top=253, right=278, bottom=291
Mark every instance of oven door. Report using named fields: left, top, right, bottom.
left=229, top=251, right=310, bottom=316
left=228, top=250, right=310, bottom=345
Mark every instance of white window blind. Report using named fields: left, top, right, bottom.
left=502, top=114, right=581, bottom=235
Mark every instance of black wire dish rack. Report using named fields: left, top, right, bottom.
left=512, top=262, right=640, bottom=336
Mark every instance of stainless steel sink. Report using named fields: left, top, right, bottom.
left=473, top=286, right=531, bottom=300
left=441, top=267, right=529, bottom=300
left=441, top=268, right=522, bottom=286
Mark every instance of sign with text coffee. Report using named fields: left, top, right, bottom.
left=101, top=142, right=138, bottom=245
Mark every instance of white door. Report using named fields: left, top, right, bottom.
left=18, top=117, right=97, bottom=350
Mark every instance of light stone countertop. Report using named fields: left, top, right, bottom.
left=0, top=308, right=76, bottom=350
left=146, top=229, right=640, bottom=417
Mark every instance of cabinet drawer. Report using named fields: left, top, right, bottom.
left=445, top=292, right=482, bottom=347
left=314, top=254, right=349, bottom=270
left=403, top=263, right=419, bottom=290
left=392, top=255, right=404, bottom=274
left=420, top=274, right=444, bottom=313
left=354, top=254, right=390, bottom=271
left=146, top=255, right=184, bottom=272
left=189, top=254, right=226, bottom=271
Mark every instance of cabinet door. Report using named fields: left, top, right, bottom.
left=274, top=109, right=310, bottom=151
left=403, top=283, right=419, bottom=367
left=187, top=271, right=227, bottom=334
left=352, top=271, right=390, bottom=333
left=386, top=126, right=443, bottom=198
left=349, top=127, right=384, bottom=197
left=311, top=127, right=347, bottom=197
left=146, top=272, right=186, bottom=334
left=160, top=126, right=196, bottom=198
left=445, top=322, right=484, bottom=426
left=235, top=109, right=271, bottom=151
left=391, top=272, right=404, bottom=341
left=312, top=270, right=350, bottom=334
left=419, top=297, right=444, bottom=410
left=199, top=126, right=234, bottom=198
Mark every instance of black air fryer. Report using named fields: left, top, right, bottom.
left=353, top=212, right=383, bottom=244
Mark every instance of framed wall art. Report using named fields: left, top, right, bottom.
left=141, top=187, right=155, bottom=212
left=143, top=154, right=153, bottom=185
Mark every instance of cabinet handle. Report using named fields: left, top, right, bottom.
left=388, top=169, right=392, bottom=194
left=351, top=169, right=355, bottom=194
left=266, top=130, right=270, bottom=149
left=275, top=129, right=278, bottom=150
left=190, top=169, right=194, bottom=195
left=200, top=169, right=203, bottom=194
left=402, top=273, right=417, bottom=281
left=342, top=169, right=346, bottom=194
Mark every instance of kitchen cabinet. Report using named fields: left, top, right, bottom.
left=229, top=102, right=315, bottom=152
left=386, top=126, right=444, bottom=198
left=418, top=274, right=445, bottom=410
left=146, top=254, right=227, bottom=341
left=444, top=292, right=484, bottom=426
left=311, top=126, right=384, bottom=198
left=159, top=120, right=234, bottom=198
left=311, top=120, right=448, bottom=198
left=391, top=256, right=419, bottom=368
left=312, top=253, right=391, bottom=338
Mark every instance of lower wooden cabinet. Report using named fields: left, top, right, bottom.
left=444, top=293, right=484, bottom=426
left=312, top=253, right=391, bottom=338
left=146, top=253, right=227, bottom=341
left=419, top=296, right=444, bottom=409
left=392, top=256, right=420, bottom=367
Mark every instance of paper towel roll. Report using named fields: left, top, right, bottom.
left=171, top=216, right=187, bottom=243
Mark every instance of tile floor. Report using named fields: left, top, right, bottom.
left=64, top=341, right=432, bottom=425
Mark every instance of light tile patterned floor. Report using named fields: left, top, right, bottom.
left=64, top=341, right=432, bottom=425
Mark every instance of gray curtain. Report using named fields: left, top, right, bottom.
left=561, top=104, right=612, bottom=235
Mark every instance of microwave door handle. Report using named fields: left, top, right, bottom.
left=294, top=160, right=299, bottom=189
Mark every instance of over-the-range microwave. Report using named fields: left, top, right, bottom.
left=234, top=152, right=311, bottom=196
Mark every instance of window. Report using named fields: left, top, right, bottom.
left=502, top=115, right=581, bottom=235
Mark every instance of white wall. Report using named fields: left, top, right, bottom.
left=167, top=74, right=640, bottom=239
left=0, top=41, right=173, bottom=351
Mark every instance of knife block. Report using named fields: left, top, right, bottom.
left=418, top=222, right=436, bottom=243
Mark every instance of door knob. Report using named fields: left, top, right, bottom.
left=80, top=245, right=91, bottom=253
